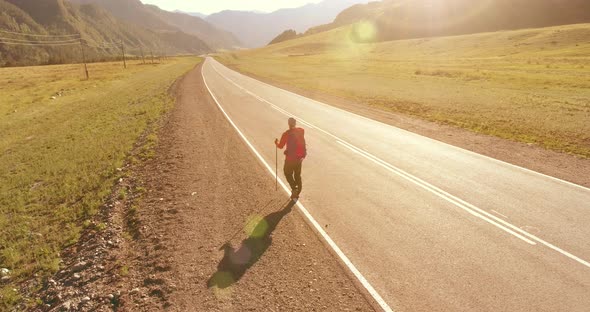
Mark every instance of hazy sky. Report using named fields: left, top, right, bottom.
left=140, top=0, right=324, bottom=15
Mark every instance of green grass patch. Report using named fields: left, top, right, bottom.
left=0, top=57, right=201, bottom=309
left=119, top=265, right=129, bottom=277
left=217, top=23, right=590, bottom=158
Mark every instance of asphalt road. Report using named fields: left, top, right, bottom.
left=201, top=58, right=590, bottom=312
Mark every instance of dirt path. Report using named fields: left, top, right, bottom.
left=120, top=63, right=374, bottom=311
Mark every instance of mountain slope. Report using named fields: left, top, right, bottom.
left=0, top=0, right=46, bottom=34
left=0, top=0, right=210, bottom=66
left=206, top=0, right=368, bottom=48
left=70, top=0, right=174, bottom=30
left=306, top=0, right=590, bottom=42
left=70, top=0, right=239, bottom=50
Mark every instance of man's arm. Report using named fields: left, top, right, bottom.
left=300, top=129, right=307, bottom=159
left=275, top=131, right=288, bottom=149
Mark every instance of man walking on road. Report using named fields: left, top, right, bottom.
left=275, top=118, right=307, bottom=199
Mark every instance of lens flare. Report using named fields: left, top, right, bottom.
left=210, top=271, right=234, bottom=299
left=351, top=21, right=377, bottom=43
left=244, top=214, right=269, bottom=238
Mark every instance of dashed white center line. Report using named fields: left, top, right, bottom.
left=491, top=210, right=509, bottom=219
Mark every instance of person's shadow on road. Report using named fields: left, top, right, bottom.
left=207, top=199, right=296, bottom=289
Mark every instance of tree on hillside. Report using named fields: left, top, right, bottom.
left=268, top=29, right=299, bottom=45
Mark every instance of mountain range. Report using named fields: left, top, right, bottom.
left=4, top=0, right=590, bottom=67
left=0, top=0, right=239, bottom=66
left=70, top=0, right=239, bottom=49
left=205, top=0, right=369, bottom=48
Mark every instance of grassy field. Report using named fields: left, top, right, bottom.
left=217, top=23, right=590, bottom=158
left=0, top=57, right=200, bottom=307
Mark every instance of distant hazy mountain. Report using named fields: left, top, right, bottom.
left=306, top=0, right=590, bottom=42
left=145, top=5, right=240, bottom=49
left=70, top=0, right=239, bottom=49
left=206, top=0, right=369, bottom=48
left=0, top=0, right=210, bottom=66
left=175, top=10, right=208, bottom=19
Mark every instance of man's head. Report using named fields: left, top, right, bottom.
left=288, top=117, right=296, bottom=129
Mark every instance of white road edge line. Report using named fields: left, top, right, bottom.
left=209, top=60, right=590, bottom=269
left=210, top=58, right=590, bottom=193
left=201, top=60, right=394, bottom=312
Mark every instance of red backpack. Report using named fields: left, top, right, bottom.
left=285, top=128, right=307, bottom=160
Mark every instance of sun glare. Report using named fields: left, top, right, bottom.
left=352, top=21, right=378, bottom=43
left=244, top=214, right=268, bottom=238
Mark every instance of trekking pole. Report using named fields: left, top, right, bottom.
left=275, top=144, right=278, bottom=191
